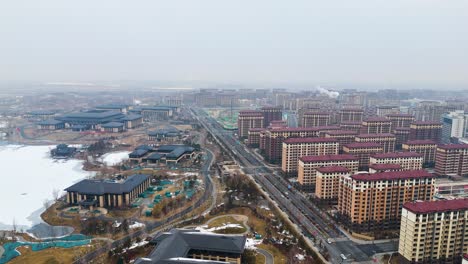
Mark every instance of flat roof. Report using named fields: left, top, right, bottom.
left=283, top=137, right=337, bottom=144
left=300, top=154, right=357, bottom=162
left=350, top=170, right=433, bottom=181
left=371, top=152, right=423, bottom=159
left=403, top=199, right=468, bottom=214
left=65, top=174, right=149, bottom=195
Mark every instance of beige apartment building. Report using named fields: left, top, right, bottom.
left=399, top=199, right=468, bottom=264
left=386, top=113, right=415, bottom=128
left=297, top=154, right=359, bottom=192
left=301, top=112, right=330, bottom=127
left=402, top=140, right=438, bottom=166
left=361, top=117, right=393, bottom=134
left=281, top=137, right=339, bottom=176
left=315, top=166, right=349, bottom=203
left=355, top=133, right=396, bottom=153
left=339, top=108, right=364, bottom=122
left=369, top=152, right=424, bottom=171
left=237, top=110, right=264, bottom=139
left=340, top=121, right=363, bottom=133
left=337, top=170, right=435, bottom=234
left=343, top=142, right=384, bottom=169
left=324, top=130, right=358, bottom=148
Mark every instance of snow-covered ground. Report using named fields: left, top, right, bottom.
left=0, top=145, right=94, bottom=230
left=196, top=223, right=244, bottom=233
left=129, top=222, right=145, bottom=229
left=101, top=151, right=130, bottom=166
left=245, top=238, right=263, bottom=249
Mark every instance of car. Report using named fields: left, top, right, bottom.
left=340, top=254, right=347, bottom=260
left=327, top=238, right=333, bottom=244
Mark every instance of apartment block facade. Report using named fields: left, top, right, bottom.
left=361, top=117, right=393, bottom=134
left=343, top=142, right=385, bottom=169
left=237, top=110, right=264, bottom=139
left=435, top=144, right=468, bottom=176
left=339, top=108, right=364, bottom=123
left=301, top=112, right=330, bottom=127
left=369, top=152, right=424, bottom=171
left=402, top=140, right=438, bottom=166
left=315, top=166, right=350, bottom=203
left=409, top=121, right=443, bottom=142
left=355, top=133, right=396, bottom=153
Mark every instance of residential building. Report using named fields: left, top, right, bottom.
left=338, top=170, right=435, bottom=233
left=340, top=121, right=362, bottom=132
left=135, top=229, right=246, bottom=264
left=100, top=122, right=125, bottom=133
left=369, top=152, right=423, bottom=171
left=361, top=117, right=393, bottom=134
left=393, top=127, right=411, bottom=148
left=263, top=127, right=320, bottom=163
left=297, top=154, right=359, bottom=192
left=377, top=106, right=400, bottom=117
left=399, top=199, right=468, bottom=264
left=339, top=108, right=364, bottom=123
left=324, top=130, right=358, bottom=149
left=442, top=110, right=467, bottom=143
left=301, top=112, right=330, bottom=127
left=402, top=140, right=438, bottom=166
left=342, top=142, right=384, bottom=169
left=261, top=106, right=282, bottom=128
left=281, top=137, right=339, bottom=176
left=409, top=121, right=443, bottom=142
left=386, top=113, right=415, bottom=128
left=355, top=133, right=396, bottom=153
left=237, top=110, right=264, bottom=139
left=65, top=174, right=151, bottom=209
left=315, top=166, right=349, bottom=203
left=435, top=144, right=468, bottom=176
left=368, top=163, right=402, bottom=173
left=247, top=128, right=264, bottom=147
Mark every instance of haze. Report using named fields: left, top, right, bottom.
left=1, top=0, right=467, bottom=88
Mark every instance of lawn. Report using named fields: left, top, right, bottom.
left=206, top=216, right=247, bottom=234
left=258, top=244, right=287, bottom=264
left=9, top=243, right=98, bottom=264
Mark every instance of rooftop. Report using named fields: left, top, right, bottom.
left=269, top=127, right=318, bottom=133
left=65, top=174, right=149, bottom=195
left=96, top=104, right=130, bottom=109
left=438, top=144, right=468, bottom=150
left=37, top=119, right=64, bottom=125
left=403, top=199, right=468, bottom=214
left=300, top=154, right=357, bottom=163
left=316, top=166, right=350, bottom=173
left=363, top=117, right=391, bottom=122
left=325, top=130, right=358, bottom=136
left=340, top=108, right=363, bottom=112
left=371, top=152, right=423, bottom=159
left=303, top=111, right=330, bottom=115
left=386, top=113, right=414, bottom=118
left=120, top=114, right=143, bottom=121
left=283, top=137, right=338, bottom=144
left=411, top=121, right=442, bottom=126
left=369, top=163, right=402, bottom=170
left=356, top=133, right=395, bottom=138
left=350, top=170, right=434, bottom=181
left=101, top=122, right=124, bottom=128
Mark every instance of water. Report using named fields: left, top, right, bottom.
left=0, top=144, right=93, bottom=231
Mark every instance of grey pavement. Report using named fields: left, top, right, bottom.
left=257, top=248, right=274, bottom=264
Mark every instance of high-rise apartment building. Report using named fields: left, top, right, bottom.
left=301, top=112, right=330, bottom=127
left=409, top=121, right=443, bottom=142
left=247, top=128, right=264, bottom=147
left=281, top=137, right=339, bottom=176
left=340, top=121, right=362, bottom=133
left=369, top=152, right=423, bottom=171
left=343, top=142, right=384, bottom=169
left=339, top=108, right=364, bottom=123
left=361, top=117, right=393, bottom=134
left=297, top=154, right=359, bottom=192
left=386, top=113, right=416, bottom=128
left=435, top=144, right=468, bottom=176
left=394, top=127, right=411, bottom=148
left=324, top=130, right=358, bottom=148
left=261, top=106, right=282, bottom=128
left=237, top=110, right=264, bottom=139
left=315, top=166, right=349, bottom=203
left=442, top=110, right=467, bottom=143
left=338, top=170, right=435, bottom=233
left=355, top=133, right=396, bottom=153
left=402, top=140, right=438, bottom=166
left=399, top=199, right=468, bottom=263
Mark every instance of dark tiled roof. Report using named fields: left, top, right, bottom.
left=65, top=174, right=149, bottom=195
left=101, top=122, right=124, bottom=128
left=371, top=152, right=423, bottom=159
left=438, top=144, right=468, bottom=150
left=403, top=199, right=468, bottom=214
left=120, top=114, right=143, bottom=121
left=37, top=119, right=64, bottom=125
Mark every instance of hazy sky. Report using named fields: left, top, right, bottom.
left=1, top=0, right=467, bottom=88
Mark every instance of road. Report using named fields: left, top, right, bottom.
left=191, top=107, right=398, bottom=264
left=257, top=248, right=274, bottom=264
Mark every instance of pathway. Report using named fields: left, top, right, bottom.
left=257, top=248, right=274, bottom=264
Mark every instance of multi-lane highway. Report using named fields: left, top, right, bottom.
left=191, top=107, right=398, bottom=263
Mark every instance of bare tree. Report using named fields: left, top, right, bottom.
left=52, top=188, right=60, bottom=202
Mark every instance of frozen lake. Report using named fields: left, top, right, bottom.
left=0, top=145, right=93, bottom=231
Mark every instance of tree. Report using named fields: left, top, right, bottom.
left=241, top=249, right=256, bottom=264
left=122, top=219, right=129, bottom=234
left=52, top=188, right=60, bottom=202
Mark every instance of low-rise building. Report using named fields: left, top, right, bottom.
left=100, top=122, right=125, bottom=133
left=399, top=199, right=468, bottom=264
left=369, top=152, right=423, bottom=171
left=297, top=154, right=359, bottom=192
left=120, top=114, right=143, bottom=129
left=65, top=174, right=151, bottom=209
left=338, top=170, right=435, bottom=234
left=342, top=142, right=384, bottom=169
left=402, top=140, right=438, bottom=166
left=37, top=119, right=65, bottom=130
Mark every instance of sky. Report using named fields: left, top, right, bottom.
left=1, top=0, right=467, bottom=88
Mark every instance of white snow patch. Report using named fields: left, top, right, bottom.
left=129, top=222, right=145, bottom=229
left=245, top=238, right=262, bottom=249
left=296, top=254, right=305, bottom=261
left=101, top=151, right=130, bottom=166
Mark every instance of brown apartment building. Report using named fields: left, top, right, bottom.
left=301, top=112, right=330, bottom=127
left=402, top=140, right=438, bottom=166
left=237, top=110, right=264, bottom=139
left=399, top=199, right=468, bottom=264
left=297, top=154, right=359, bottom=192
left=386, top=113, right=415, bottom=128
left=338, top=170, right=435, bottom=234
left=361, top=117, right=393, bottom=134
left=409, top=121, right=443, bottom=142
left=369, top=152, right=423, bottom=171
left=355, top=133, right=396, bottom=153
left=435, top=144, right=468, bottom=176
left=343, top=142, right=384, bottom=169
left=340, top=121, right=363, bottom=133
left=281, top=137, right=339, bottom=176
left=247, top=128, right=264, bottom=147
left=339, top=108, right=364, bottom=123
left=261, top=106, right=282, bottom=128
left=324, top=130, right=358, bottom=149
left=315, top=166, right=350, bottom=203
left=263, top=127, right=320, bottom=163
left=393, top=127, right=411, bottom=148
